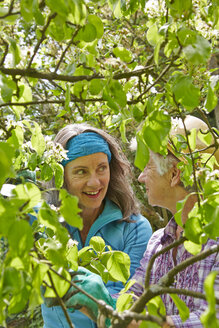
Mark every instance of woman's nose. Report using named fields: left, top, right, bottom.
left=138, top=171, right=145, bottom=184
left=86, top=174, right=100, bottom=187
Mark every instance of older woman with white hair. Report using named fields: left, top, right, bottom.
left=128, top=115, right=219, bottom=327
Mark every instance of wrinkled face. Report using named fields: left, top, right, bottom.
left=64, top=153, right=110, bottom=211
left=138, top=157, right=170, bottom=208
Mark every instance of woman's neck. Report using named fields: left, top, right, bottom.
left=79, top=204, right=104, bottom=244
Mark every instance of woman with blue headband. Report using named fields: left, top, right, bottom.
left=42, top=123, right=152, bottom=328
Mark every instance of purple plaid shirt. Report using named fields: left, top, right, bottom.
left=130, top=218, right=219, bottom=327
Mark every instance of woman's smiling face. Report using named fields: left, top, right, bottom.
left=64, top=152, right=110, bottom=212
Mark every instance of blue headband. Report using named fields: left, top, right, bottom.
left=62, top=132, right=112, bottom=167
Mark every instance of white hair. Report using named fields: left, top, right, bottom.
left=150, top=151, right=177, bottom=176
left=129, top=137, right=177, bottom=176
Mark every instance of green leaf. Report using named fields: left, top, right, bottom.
left=43, top=267, right=71, bottom=298
left=108, top=0, right=122, bottom=18
left=78, top=23, right=97, bottom=42
left=66, top=244, right=78, bottom=271
left=105, top=251, right=130, bottom=283
left=78, top=246, right=96, bottom=266
left=8, top=220, right=34, bottom=256
left=40, top=163, right=53, bottom=182
left=116, top=293, right=133, bottom=312
left=188, top=128, right=197, bottom=151
left=142, top=110, right=171, bottom=154
left=89, top=261, right=109, bottom=283
left=7, top=37, right=21, bottom=66
left=0, top=75, right=16, bottom=102
left=146, top=24, right=164, bottom=47
left=205, top=86, right=218, bottom=112
left=0, top=142, right=15, bottom=188
left=28, top=153, right=38, bottom=171
left=203, top=204, right=219, bottom=239
left=59, top=189, right=83, bottom=230
left=109, top=80, right=127, bottom=107
left=89, top=236, right=106, bottom=253
left=88, top=15, right=104, bottom=38
left=89, top=79, right=105, bottom=95
left=103, top=80, right=127, bottom=111
left=172, top=74, right=200, bottom=110
left=8, top=281, right=30, bottom=314
left=2, top=267, right=22, bottom=295
left=29, top=263, right=49, bottom=308
left=31, top=123, right=46, bottom=156
left=0, top=198, right=22, bottom=236
left=13, top=182, right=41, bottom=211
left=38, top=201, right=69, bottom=245
left=170, top=294, right=190, bottom=322
left=147, top=296, right=166, bottom=317
left=166, top=0, right=192, bottom=18
left=119, top=119, right=129, bottom=143
left=133, top=105, right=144, bottom=122
left=201, top=271, right=219, bottom=328
left=184, top=216, right=203, bottom=243
left=32, top=0, right=45, bottom=25
left=183, top=35, right=211, bottom=65
left=51, top=162, right=64, bottom=188
left=20, top=0, right=33, bottom=22
left=113, top=47, right=132, bottom=63
left=154, top=39, right=163, bottom=65
left=134, top=132, right=149, bottom=171
left=7, top=126, right=24, bottom=148
left=45, top=0, right=68, bottom=17
left=47, top=16, right=67, bottom=41
left=184, top=240, right=202, bottom=255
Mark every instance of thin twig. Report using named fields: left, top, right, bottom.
left=27, top=13, right=57, bottom=69
left=46, top=271, right=75, bottom=328
left=144, top=237, right=186, bottom=288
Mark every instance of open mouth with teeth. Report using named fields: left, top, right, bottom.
left=83, top=190, right=101, bottom=198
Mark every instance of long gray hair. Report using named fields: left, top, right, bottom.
left=50, top=123, right=140, bottom=220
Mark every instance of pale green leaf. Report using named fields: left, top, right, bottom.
left=43, top=267, right=71, bottom=298
left=106, top=251, right=130, bottom=283
left=143, top=110, right=171, bottom=154
left=59, top=189, right=83, bottom=229
left=113, top=47, right=132, bottom=63
left=184, top=241, right=202, bottom=255
left=170, top=294, right=190, bottom=322
left=147, top=296, right=166, bottom=316
left=205, top=86, right=218, bottom=112
left=134, top=132, right=150, bottom=171
left=31, top=123, right=46, bottom=156
left=201, top=271, right=219, bottom=328
left=183, top=35, right=211, bottom=65
left=172, top=74, right=200, bottom=109
left=116, top=293, right=133, bottom=312
left=13, top=183, right=41, bottom=210
left=88, top=15, right=104, bottom=38
left=89, top=236, right=106, bottom=253
left=8, top=220, right=34, bottom=256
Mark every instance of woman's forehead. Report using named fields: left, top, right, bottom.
left=67, top=152, right=108, bottom=167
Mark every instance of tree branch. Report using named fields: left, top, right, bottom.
left=145, top=236, right=186, bottom=288
left=0, top=0, right=19, bottom=19
left=27, top=13, right=57, bottom=69
left=46, top=271, right=75, bottom=328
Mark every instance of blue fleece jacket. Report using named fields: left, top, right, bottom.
left=41, top=199, right=152, bottom=328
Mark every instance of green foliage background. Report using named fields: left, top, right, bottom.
left=0, top=0, right=219, bottom=327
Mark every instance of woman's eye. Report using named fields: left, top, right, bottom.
left=75, top=169, right=85, bottom=175
left=98, top=165, right=107, bottom=172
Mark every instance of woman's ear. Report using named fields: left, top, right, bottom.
left=170, top=163, right=181, bottom=187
